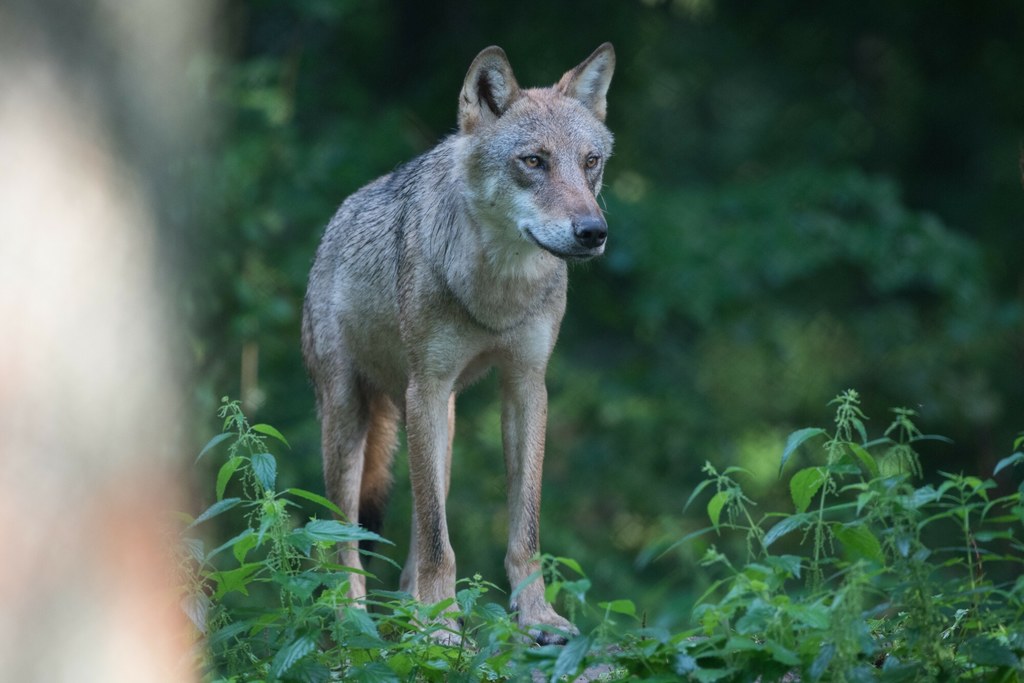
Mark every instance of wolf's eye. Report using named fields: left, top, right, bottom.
left=522, top=155, right=544, bottom=169
left=585, top=154, right=601, bottom=169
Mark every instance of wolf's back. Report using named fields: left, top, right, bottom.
left=302, top=138, right=463, bottom=397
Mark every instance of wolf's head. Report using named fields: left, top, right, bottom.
left=457, top=44, right=615, bottom=265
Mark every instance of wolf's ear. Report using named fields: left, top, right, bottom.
left=459, top=46, right=522, bottom=134
left=557, top=43, right=615, bottom=121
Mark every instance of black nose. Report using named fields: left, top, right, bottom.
left=573, top=215, right=608, bottom=249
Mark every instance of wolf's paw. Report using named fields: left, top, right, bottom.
left=519, top=607, right=579, bottom=645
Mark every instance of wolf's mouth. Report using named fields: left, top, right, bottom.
left=523, top=227, right=602, bottom=261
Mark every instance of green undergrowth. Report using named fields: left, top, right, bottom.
left=180, top=393, right=1024, bottom=681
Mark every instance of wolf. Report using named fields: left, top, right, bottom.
left=302, top=43, right=615, bottom=644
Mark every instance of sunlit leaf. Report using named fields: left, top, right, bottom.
left=286, top=487, right=343, bottom=516
left=707, top=490, right=729, bottom=529
left=211, top=562, right=261, bottom=599
left=232, top=530, right=258, bottom=564
left=790, top=467, right=828, bottom=513
left=216, top=455, right=244, bottom=500
left=555, top=556, right=585, bottom=576
left=252, top=423, right=290, bottom=448
left=599, top=599, right=637, bottom=617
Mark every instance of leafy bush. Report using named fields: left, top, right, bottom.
left=181, top=394, right=1024, bottom=681
left=653, top=390, right=1024, bottom=681
left=181, top=399, right=605, bottom=682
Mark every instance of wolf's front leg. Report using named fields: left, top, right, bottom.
left=501, top=373, right=579, bottom=645
left=405, top=379, right=461, bottom=644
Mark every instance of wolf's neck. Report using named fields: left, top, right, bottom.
left=439, top=214, right=566, bottom=333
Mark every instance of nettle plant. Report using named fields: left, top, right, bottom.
left=179, top=399, right=608, bottom=682
left=656, top=390, right=1024, bottom=682
left=180, top=393, right=1024, bottom=682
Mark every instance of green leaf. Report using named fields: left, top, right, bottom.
left=855, top=490, right=877, bottom=515
left=763, top=512, right=812, bottom=548
left=341, top=606, right=380, bottom=639
left=419, top=658, right=450, bottom=672
left=552, top=635, right=592, bottom=681
left=511, top=567, right=543, bottom=603
left=425, top=596, right=457, bottom=619
left=764, top=639, right=800, bottom=666
left=232, top=530, right=259, bottom=563
left=994, top=451, right=1024, bottom=476
left=766, top=554, right=803, bottom=579
left=207, top=620, right=251, bottom=650
left=834, top=523, right=884, bottom=562
left=599, top=599, right=637, bottom=617
left=707, top=490, right=729, bottom=529
left=285, top=658, right=331, bottom=683
left=961, top=635, right=1020, bottom=668
left=187, top=497, right=241, bottom=529
left=555, top=556, right=585, bottom=576
left=560, top=578, right=591, bottom=604
left=210, top=562, right=261, bottom=599
left=847, top=442, right=879, bottom=478
left=216, top=455, right=244, bottom=500
left=347, top=662, right=399, bottom=683
left=274, top=571, right=323, bottom=601
left=252, top=422, right=290, bottom=448
left=205, top=528, right=253, bottom=562
left=684, top=478, right=715, bottom=512
left=724, top=635, right=759, bottom=652
left=674, top=654, right=698, bottom=675
left=251, top=452, right=277, bottom=492
left=790, top=467, right=828, bottom=513
left=735, top=598, right=774, bottom=635
left=910, top=433, right=955, bottom=445
left=270, top=635, right=316, bottom=679
left=851, top=418, right=868, bottom=444
left=285, top=488, right=343, bottom=516
left=787, top=602, right=830, bottom=630
left=779, top=427, right=826, bottom=474
left=810, top=642, right=835, bottom=681
left=302, top=519, right=388, bottom=544
left=196, top=432, right=232, bottom=462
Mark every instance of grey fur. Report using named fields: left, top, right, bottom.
left=302, top=43, right=615, bottom=645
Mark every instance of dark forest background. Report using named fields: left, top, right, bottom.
left=179, top=1, right=1023, bottom=626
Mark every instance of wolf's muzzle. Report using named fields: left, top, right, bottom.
left=572, top=215, right=608, bottom=249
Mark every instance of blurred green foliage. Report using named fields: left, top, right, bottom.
left=176, top=1, right=1023, bottom=622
